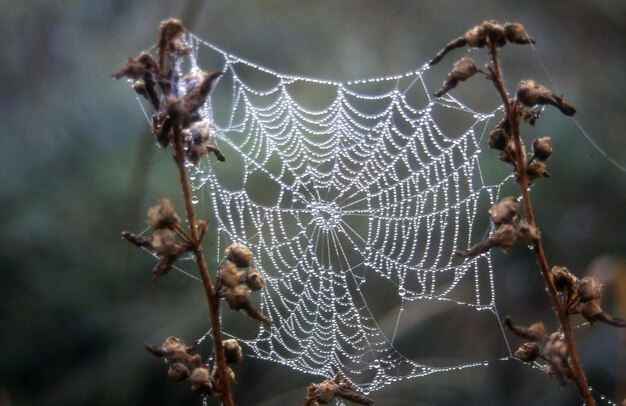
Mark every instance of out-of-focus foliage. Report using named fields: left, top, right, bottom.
left=0, top=1, right=624, bottom=405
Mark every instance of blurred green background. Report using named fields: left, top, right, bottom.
left=1, top=1, right=625, bottom=405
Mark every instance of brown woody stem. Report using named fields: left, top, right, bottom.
left=171, top=122, right=235, bottom=406
left=487, top=41, right=595, bottom=406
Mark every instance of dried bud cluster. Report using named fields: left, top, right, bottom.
left=430, top=21, right=535, bottom=65
left=487, top=116, right=554, bottom=186
left=113, top=19, right=225, bottom=164
left=146, top=336, right=243, bottom=399
left=145, top=336, right=212, bottom=395
left=122, top=198, right=194, bottom=280
left=303, top=373, right=373, bottom=406
left=216, top=243, right=272, bottom=325
left=457, top=196, right=538, bottom=258
left=506, top=267, right=626, bottom=387
left=505, top=318, right=574, bottom=386
left=551, top=267, right=626, bottom=328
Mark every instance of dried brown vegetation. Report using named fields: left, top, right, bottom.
left=431, top=20, right=626, bottom=405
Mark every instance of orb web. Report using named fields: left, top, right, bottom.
left=135, top=33, right=516, bottom=393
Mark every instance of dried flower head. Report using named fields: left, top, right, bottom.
left=189, top=364, right=212, bottom=396
left=514, top=342, right=541, bottom=363
left=246, top=268, right=266, bottom=291
left=147, top=197, right=180, bottom=230
left=532, top=137, right=553, bottom=162
left=580, top=300, right=626, bottom=327
left=488, top=127, right=509, bottom=151
left=524, top=161, right=550, bottom=185
left=551, top=266, right=578, bottom=295
left=304, top=373, right=373, bottom=406
left=225, top=243, right=253, bottom=267
left=515, top=219, right=539, bottom=243
left=517, top=80, right=577, bottom=116
left=168, top=362, right=191, bottom=383
left=217, top=260, right=245, bottom=290
left=457, top=223, right=517, bottom=257
left=183, top=120, right=225, bottom=164
left=544, top=332, right=572, bottom=386
left=498, top=140, right=525, bottom=166
left=576, top=276, right=603, bottom=303
left=503, top=23, right=535, bottom=45
left=222, top=339, right=244, bottom=364
left=488, top=196, right=518, bottom=226
left=433, top=56, right=478, bottom=97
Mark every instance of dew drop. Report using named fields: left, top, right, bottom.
left=191, top=195, right=199, bottom=204
left=398, top=287, right=406, bottom=297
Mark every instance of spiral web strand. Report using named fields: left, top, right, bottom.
left=139, top=34, right=520, bottom=394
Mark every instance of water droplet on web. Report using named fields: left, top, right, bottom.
left=190, top=174, right=197, bottom=181
left=398, top=287, right=406, bottom=297
left=191, top=195, right=199, bottom=204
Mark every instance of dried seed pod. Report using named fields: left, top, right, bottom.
left=544, top=332, right=571, bottom=386
left=517, top=80, right=577, bottom=116
left=224, top=284, right=251, bottom=311
left=145, top=336, right=196, bottom=364
left=189, top=365, right=212, bottom=396
left=498, top=140, right=525, bottom=165
left=532, top=136, right=553, bottom=162
left=152, top=253, right=178, bottom=280
left=482, top=20, right=506, bottom=47
left=576, top=276, right=603, bottom=303
left=492, top=223, right=517, bottom=250
left=515, top=219, right=539, bottom=243
left=488, top=197, right=518, bottom=226
left=147, top=197, right=180, bottom=230
left=464, top=24, right=488, bottom=48
left=183, top=120, right=225, bottom=164
left=551, top=266, right=578, bottom=294
left=225, top=243, right=253, bottom=267
left=504, top=316, right=546, bottom=341
left=514, top=342, right=541, bottom=363
left=525, top=161, right=550, bottom=185
left=581, top=301, right=626, bottom=327
left=457, top=223, right=517, bottom=257
left=158, top=19, right=186, bottom=57
left=222, top=339, right=244, bottom=364
left=167, top=362, right=190, bottom=383
left=182, top=71, right=222, bottom=120
left=217, top=260, right=245, bottom=290
left=246, top=268, right=266, bottom=291
left=315, top=380, right=340, bottom=403
left=433, top=56, right=478, bottom=97
left=503, top=23, right=535, bottom=45
left=488, top=127, right=509, bottom=151
left=150, top=229, right=178, bottom=255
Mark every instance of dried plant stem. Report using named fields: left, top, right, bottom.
left=487, top=42, right=595, bottom=406
left=171, top=123, right=235, bottom=406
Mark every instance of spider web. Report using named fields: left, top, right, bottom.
left=139, top=33, right=518, bottom=394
